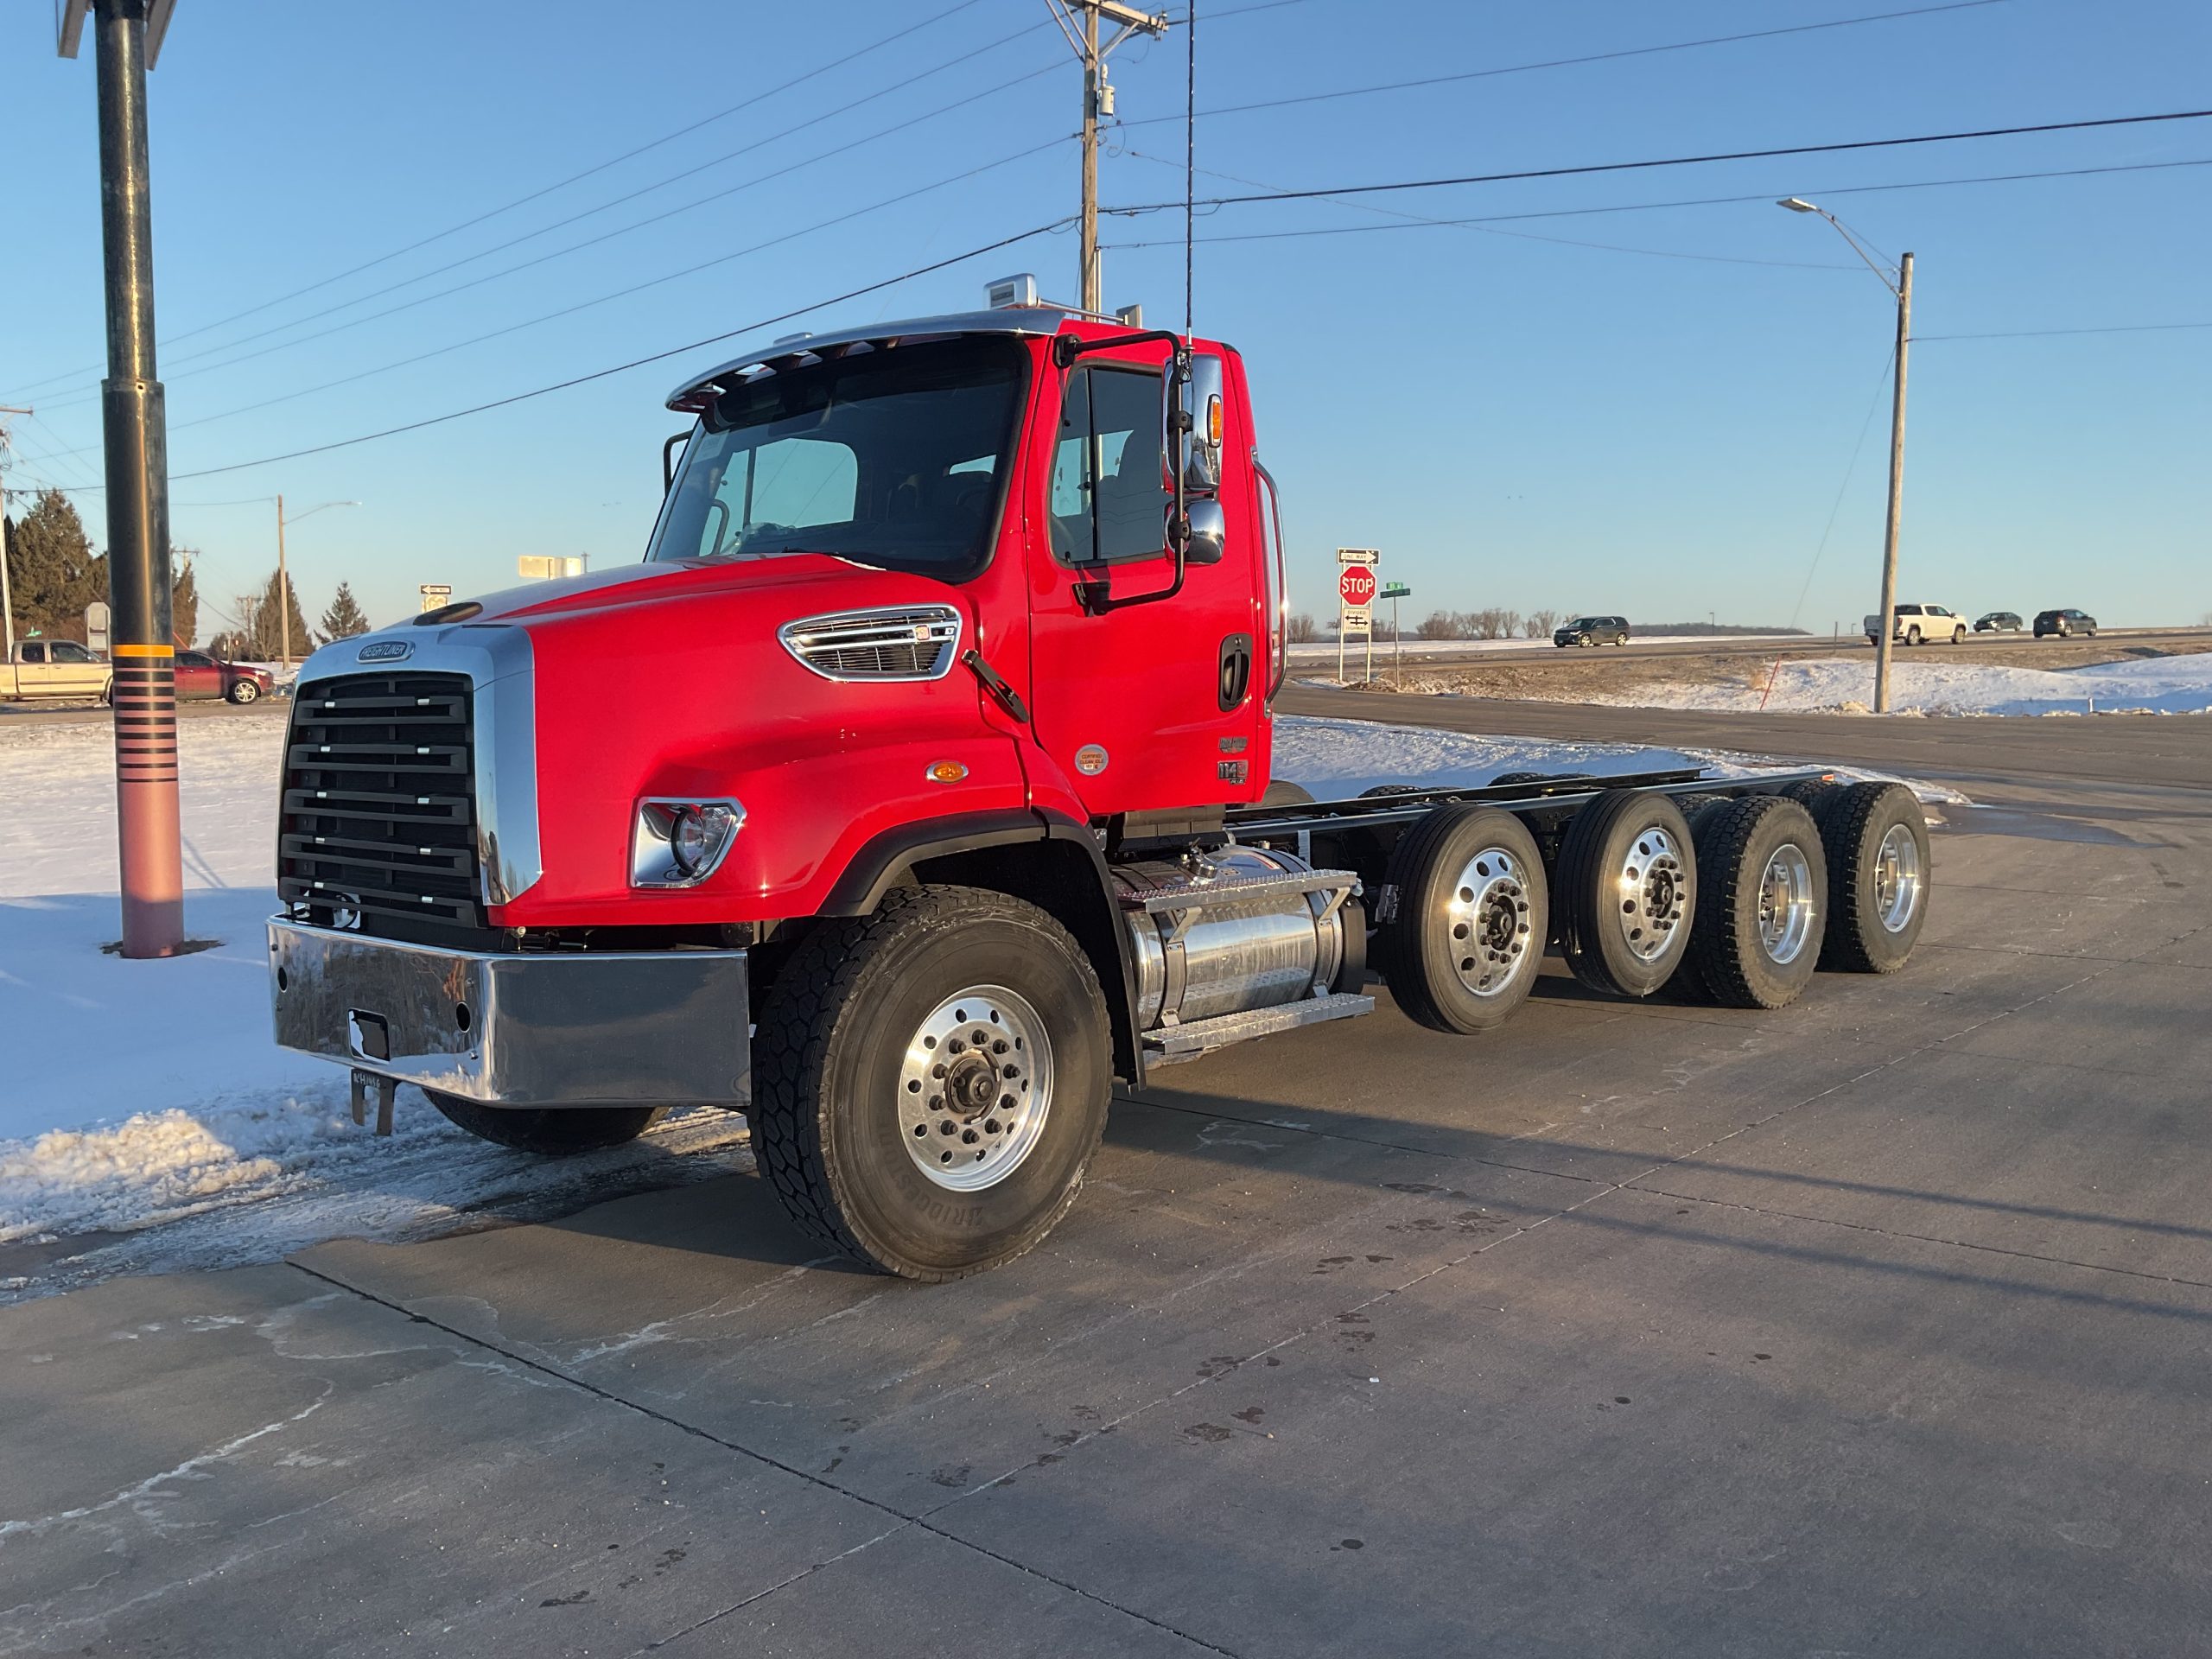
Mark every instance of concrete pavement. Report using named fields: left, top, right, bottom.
left=4, top=708, right=2210, bottom=1656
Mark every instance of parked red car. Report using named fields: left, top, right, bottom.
left=174, top=650, right=275, bottom=703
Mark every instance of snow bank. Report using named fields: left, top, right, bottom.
left=1629, top=652, right=2212, bottom=716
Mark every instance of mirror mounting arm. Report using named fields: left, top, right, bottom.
left=1057, top=330, right=1197, bottom=616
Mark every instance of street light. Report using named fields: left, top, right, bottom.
left=273, top=496, right=359, bottom=670
left=1779, top=197, right=1913, bottom=714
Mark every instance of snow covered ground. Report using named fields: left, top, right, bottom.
left=1625, top=652, right=2212, bottom=716
left=0, top=709, right=1954, bottom=1299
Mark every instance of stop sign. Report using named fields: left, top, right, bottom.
left=1339, top=567, right=1377, bottom=607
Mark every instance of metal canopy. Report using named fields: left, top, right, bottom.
left=664, top=307, right=1071, bottom=414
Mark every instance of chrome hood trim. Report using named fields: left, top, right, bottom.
left=296, top=624, right=542, bottom=906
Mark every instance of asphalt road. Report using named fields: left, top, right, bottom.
left=1289, top=624, right=2210, bottom=672
left=5, top=706, right=2210, bottom=1656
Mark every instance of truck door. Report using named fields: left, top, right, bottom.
left=1023, top=346, right=1266, bottom=817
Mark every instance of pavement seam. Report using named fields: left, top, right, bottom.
left=282, top=1261, right=1243, bottom=1657
left=1614, top=1179, right=2212, bottom=1296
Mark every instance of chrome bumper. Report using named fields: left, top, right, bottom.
left=268, top=918, right=749, bottom=1109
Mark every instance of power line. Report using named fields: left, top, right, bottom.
left=1916, top=321, right=2212, bottom=340
left=1122, top=1, right=2012, bottom=130
left=1108, top=144, right=1864, bottom=269
left=157, top=137, right=1071, bottom=441
left=54, top=219, right=1072, bottom=490
left=1, top=0, right=1007, bottom=399
left=1100, top=158, right=2212, bottom=248
left=29, top=52, right=1071, bottom=413
left=1103, top=110, right=2212, bottom=215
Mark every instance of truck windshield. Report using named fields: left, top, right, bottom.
left=647, top=336, right=1026, bottom=579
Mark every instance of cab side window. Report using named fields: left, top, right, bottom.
left=1050, top=365, right=1168, bottom=565
left=53, top=640, right=93, bottom=664
left=20, top=643, right=44, bottom=664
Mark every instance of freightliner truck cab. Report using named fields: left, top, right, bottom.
left=269, top=283, right=1931, bottom=1279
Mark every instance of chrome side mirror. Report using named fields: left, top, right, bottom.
left=1160, top=353, right=1224, bottom=497
left=1181, top=497, right=1225, bottom=565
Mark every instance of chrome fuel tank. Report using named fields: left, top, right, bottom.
left=1114, top=847, right=1350, bottom=1028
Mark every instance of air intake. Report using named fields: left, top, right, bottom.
left=779, top=606, right=962, bottom=682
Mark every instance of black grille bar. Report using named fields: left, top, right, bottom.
left=278, top=672, right=483, bottom=931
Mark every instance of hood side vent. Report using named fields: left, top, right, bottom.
left=779, top=605, right=963, bottom=682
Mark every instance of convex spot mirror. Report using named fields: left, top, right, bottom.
left=1179, top=497, right=1225, bottom=564
left=1160, top=353, right=1225, bottom=496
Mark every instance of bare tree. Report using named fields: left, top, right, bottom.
left=1419, top=610, right=1459, bottom=640
left=1525, top=608, right=1559, bottom=639
left=1286, top=611, right=1318, bottom=643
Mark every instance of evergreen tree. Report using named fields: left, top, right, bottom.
left=319, top=581, right=372, bottom=640
left=247, top=568, right=316, bottom=661
left=6, top=489, right=102, bottom=640
left=170, top=554, right=200, bottom=649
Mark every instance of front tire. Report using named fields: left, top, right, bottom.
left=751, top=886, right=1111, bottom=1281
left=228, top=679, right=262, bottom=704
left=1376, top=806, right=1548, bottom=1033
left=1951, top=626, right=1967, bottom=645
left=1556, top=790, right=1696, bottom=998
left=427, top=1095, right=667, bottom=1154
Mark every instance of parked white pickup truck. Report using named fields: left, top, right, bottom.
left=1864, top=604, right=1967, bottom=646
left=0, top=639, right=112, bottom=702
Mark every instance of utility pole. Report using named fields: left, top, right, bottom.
left=62, top=0, right=183, bottom=958
left=1777, top=198, right=1912, bottom=714
left=272, top=495, right=358, bottom=665
left=1047, top=2, right=1168, bottom=315
left=276, top=493, right=289, bottom=668
left=1875, top=251, right=1914, bottom=717
left=0, top=407, right=31, bottom=660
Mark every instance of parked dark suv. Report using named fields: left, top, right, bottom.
left=2033, top=608, right=2097, bottom=639
left=1974, top=611, right=2024, bottom=632
left=1554, top=614, right=1630, bottom=647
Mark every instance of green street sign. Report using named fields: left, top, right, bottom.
left=1380, top=582, right=1412, bottom=599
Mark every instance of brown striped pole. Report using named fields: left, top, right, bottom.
left=92, top=0, right=185, bottom=957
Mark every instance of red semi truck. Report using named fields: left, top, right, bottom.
left=269, top=289, right=1931, bottom=1280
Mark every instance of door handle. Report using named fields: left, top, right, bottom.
left=1217, top=632, right=1254, bottom=711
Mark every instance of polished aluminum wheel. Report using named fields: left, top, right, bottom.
left=1444, top=846, right=1535, bottom=996
left=1615, top=826, right=1688, bottom=962
left=1874, top=822, right=1923, bottom=933
left=897, top=985, right=1052, bottom=1192
left=1757, top=842, right=1818, bottom=964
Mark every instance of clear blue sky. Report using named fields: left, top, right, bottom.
left=3, top=0, right=2205, bottom=636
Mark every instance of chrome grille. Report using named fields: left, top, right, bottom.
left=779, top=606, right=961, bottom=682
left=278, top=672, right=481, bottom=931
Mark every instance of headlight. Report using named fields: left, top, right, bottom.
left=632, top=798, right=745, bottom=889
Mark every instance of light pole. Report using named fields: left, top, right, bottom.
left=60, top=0, right=183, bottom=957
left=1780, top=197, right=1912, bottom=714
left=273, top=496, right=358, bottom=669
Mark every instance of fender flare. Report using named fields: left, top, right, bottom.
left=822, top=810, right=1147, bottom=1086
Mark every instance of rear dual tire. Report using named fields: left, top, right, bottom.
left=1680, top=798, right=1827, bottom=1009
left=1376, top=806, right=1548, bottom=1033
left=1556, top=790, right=1696, bottom=998
left=1815, top=782, right=1929, bottom=973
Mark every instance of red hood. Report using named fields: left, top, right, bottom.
left=449, top=554, right=931, bottom=628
